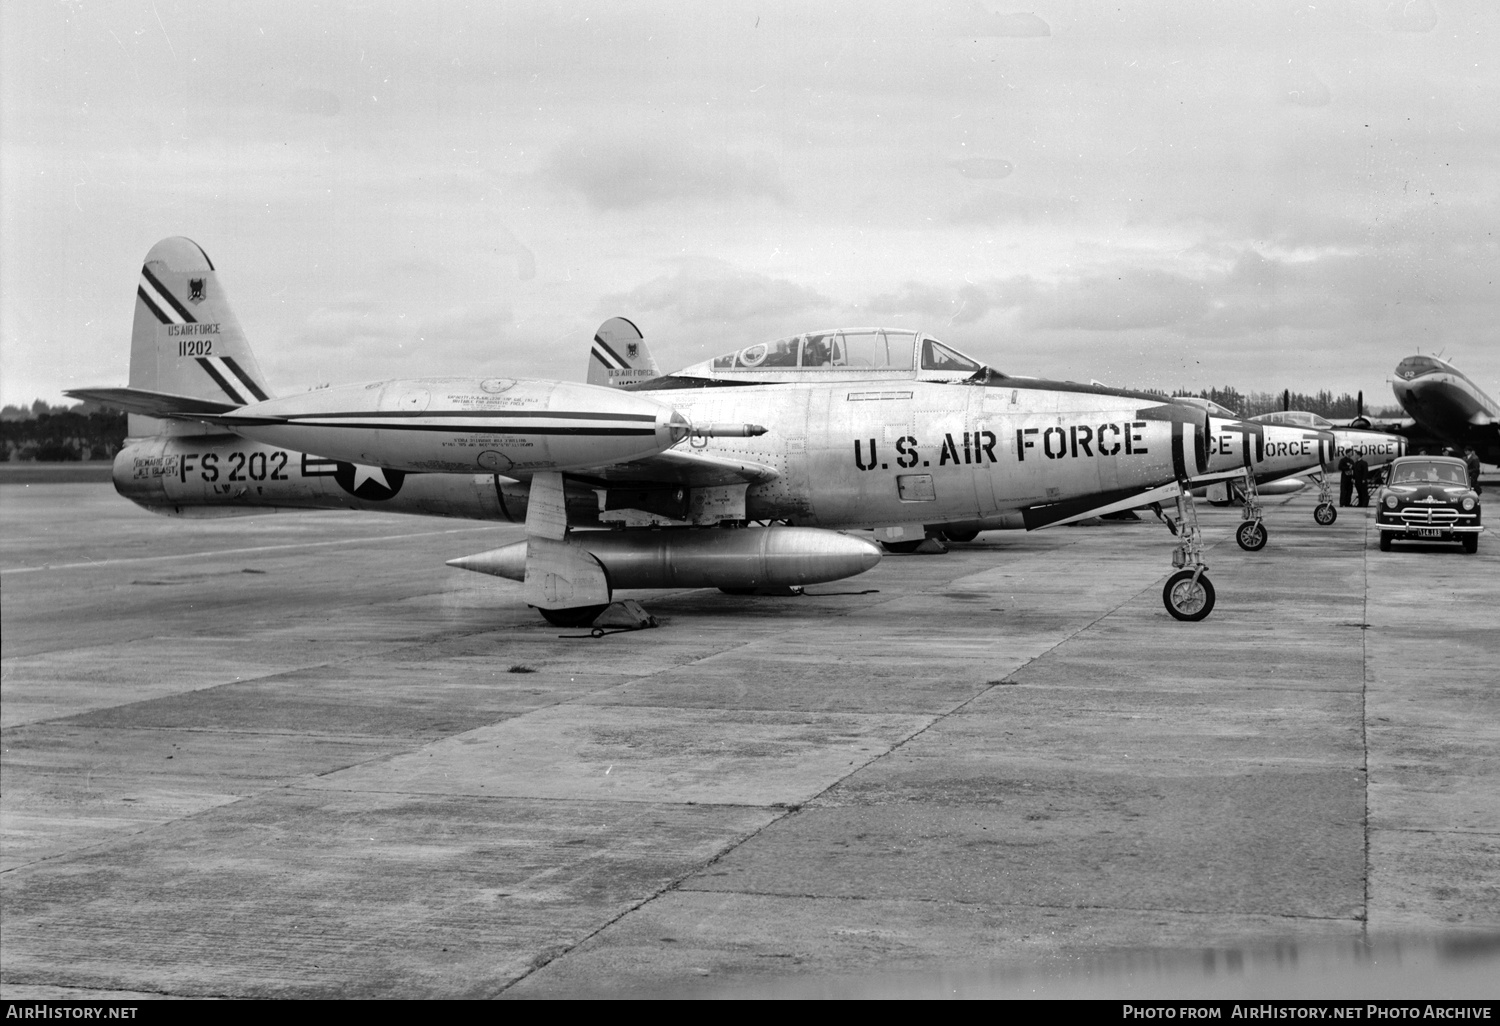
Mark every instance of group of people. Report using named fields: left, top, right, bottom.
left=1337, top=453, right=1375, bottom=507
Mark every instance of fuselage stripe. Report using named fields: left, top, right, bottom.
left=281, top=410, right=659, bottom=422
left=267, top=422, right=658, bottom=436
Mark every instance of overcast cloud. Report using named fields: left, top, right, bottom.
left=3, top=0, right=1495, bottom=407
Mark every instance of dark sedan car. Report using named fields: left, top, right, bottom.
left=1375, top=456, right=1482, bottom=553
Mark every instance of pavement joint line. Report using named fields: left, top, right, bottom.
left=667, top=888, right=1372, bottom=922
left=278, top=785, right=796, bottom=810
left=493, top=548, right=1195, bottom=992
left=492, top=806, right=802, bottom=995
left=1361, top=508, right=1371, bottom=935
left=0, top=523, right=515, bottom=575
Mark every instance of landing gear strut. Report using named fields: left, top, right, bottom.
left=1154, top=489, right=1216, bottom=621
left=1235, top=466, right=1268, bottom=552
left=1311, top=471, right=1337, bottom=526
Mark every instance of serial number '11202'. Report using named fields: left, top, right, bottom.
left=178, top=339, right=213, bottom=356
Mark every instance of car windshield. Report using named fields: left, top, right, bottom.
left=1391, top=462, right=1468, bottom=485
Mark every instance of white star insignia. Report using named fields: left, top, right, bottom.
left=350, top=464, right=391, bottom=491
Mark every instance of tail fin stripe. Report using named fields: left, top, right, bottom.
left=136, top=286, right=173, bottom=326
left=195, top=357, right=247, bottom=405
left=592, top=336, right=628, bottom=369
left=590, top=349, right=616, bottom=371
left=140, top=266, right=197, bottom=324
left=220, top=357, right=269, bottom=402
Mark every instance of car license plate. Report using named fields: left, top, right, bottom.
left=1413, top=529, right=1443, bottom=538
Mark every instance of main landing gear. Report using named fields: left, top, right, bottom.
left=1311, top=471, right=1338, bottom=526
left=1235, top=466, right=1268, bottom=552
left=1153, top=489, right=1216, bottom=621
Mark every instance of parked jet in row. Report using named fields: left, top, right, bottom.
left=74, top=237, right=1290, bottom=625
left=597, top=327, right=1334, bottom=554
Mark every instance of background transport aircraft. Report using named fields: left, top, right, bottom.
left=75, top=237, right=1269, bottom=624
left=599, top=328, right=1333, bottom=554
left=1381, top=355, right=1500, bottom=465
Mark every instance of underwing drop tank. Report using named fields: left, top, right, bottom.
left=447, top=526, right=882, bottom=591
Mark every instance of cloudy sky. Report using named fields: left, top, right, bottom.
left=3, top=0, right=1496, bottom=409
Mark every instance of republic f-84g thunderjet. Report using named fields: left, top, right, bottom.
left=75, top=238, right=1293, bottom=625
left=596, top=325, right=1334, bottom=554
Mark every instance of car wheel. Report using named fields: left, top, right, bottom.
left=1379, top=533, right=1392, bottom=552
left=1462, top=534, right=1478, bottom=554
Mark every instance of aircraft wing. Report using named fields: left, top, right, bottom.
left=567, top=447, right=781, bottom=488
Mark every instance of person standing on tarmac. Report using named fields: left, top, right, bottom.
left=1338, top=452, right=1355, bottom=506
left=1354, top=454, right=1371, bottom=507
left=1466, top=451, right=1482, bottom=493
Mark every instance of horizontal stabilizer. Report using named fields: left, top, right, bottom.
left=66, top=387, right=240, bottom=421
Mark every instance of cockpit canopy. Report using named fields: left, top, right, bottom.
left=1395, top=355, right=1453, bottom=381
left=677, top=328, right=989, bottom=380
left=1251, top=411, right=1335, bottom=429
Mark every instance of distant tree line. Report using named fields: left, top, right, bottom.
left=0, top=402, right=126, bottom=462
left=1170, top=387, right=1403, bottom=419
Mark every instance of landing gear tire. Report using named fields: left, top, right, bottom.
left=1163, top=570, right=1216, bottom=622
left=1379, top=533, right=1393, bottom=552
left=880, top=540, right=925, bottom=554
left=1314, top=503, right=1337, bottom=526
left=942, top=529, right=979, bottom=543
left=1236, top=521, right=1268, bottom=552
left=539, top=604, right=609, bottom=628
left=1462, top=534, right=1478, bottom=554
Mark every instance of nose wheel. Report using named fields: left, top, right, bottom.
left=1235, top=519, right=1267, bottom=551
left=1163, top=569, right=1216, bottom=621
left=1153, top=488, right=1216, bottom=620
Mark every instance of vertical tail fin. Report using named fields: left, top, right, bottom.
left=129, top=237, right=273, bottom=435
left=586, top=317, right=659, bottom=388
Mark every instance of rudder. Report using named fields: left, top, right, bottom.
left=129, top=237, right=273, bottom=435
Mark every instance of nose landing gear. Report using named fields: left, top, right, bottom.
left=1311, top=470, right=1338, bottom=525
left=1235, top=467, right=1268, bottom=551
left=1153, top=489, right=1216, bottom=621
